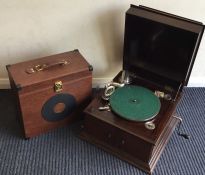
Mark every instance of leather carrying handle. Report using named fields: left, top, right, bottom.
left=26, top=60, right=69, bottom=74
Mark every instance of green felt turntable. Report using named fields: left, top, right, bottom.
left=109, top=85, right=161, bottom=122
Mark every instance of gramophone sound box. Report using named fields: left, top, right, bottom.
left=7, top=50, right=93, bottom=139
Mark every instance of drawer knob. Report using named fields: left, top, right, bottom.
left=107, top=133, right=112, bottom=138
left=121, top=139, right=125, bottom=145
left=80, top=125, right=84, bottom=129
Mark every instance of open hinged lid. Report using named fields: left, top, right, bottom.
left=123, top=5, right=204, bottom=92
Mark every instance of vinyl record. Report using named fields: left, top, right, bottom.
left=109, top=85, right=161, bottom=122
left=42, top=93, right=77, bottom=122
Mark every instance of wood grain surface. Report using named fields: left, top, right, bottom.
left=7, top=50, right=92, bottom=138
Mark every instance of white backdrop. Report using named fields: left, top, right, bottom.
left=0, top=0, right=204, bottom=88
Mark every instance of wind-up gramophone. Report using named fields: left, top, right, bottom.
left=80, top=5, right=204, bottom=174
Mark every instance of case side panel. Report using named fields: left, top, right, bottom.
left=184, top=25, right=205, bottom=86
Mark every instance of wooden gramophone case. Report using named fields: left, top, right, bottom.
left=80, top=5, right=204, bottom=174
left=7, top=50, right=93, bottom=139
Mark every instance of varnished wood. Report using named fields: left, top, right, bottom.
left=80, top=63, right=182, bottom=175
left=80, top=115, right=178, bottom=174
left=7, top=50, right=91, bottom=88
left=123, top=5, right=204, bottom=88
left=7, top=50, right=92, bottom=138
left=80, top=5, right=204, bottom=174
left=80, top=89, right=179, bottom=174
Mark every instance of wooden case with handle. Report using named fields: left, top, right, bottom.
left=6, top=49, right=92, bottom=139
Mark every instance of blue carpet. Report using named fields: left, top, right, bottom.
left=0, top=88, right=204, bottom=175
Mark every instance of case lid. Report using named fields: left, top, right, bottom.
left=123, top=5, right=204, bottom=90
left=7, top=50, right=92, bottom=89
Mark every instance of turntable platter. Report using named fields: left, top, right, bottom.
left=109, top=85, right=161, bottom=122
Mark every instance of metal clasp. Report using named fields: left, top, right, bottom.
left=54, top=81, right=63, bottom=92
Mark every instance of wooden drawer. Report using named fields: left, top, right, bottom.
left=84, top=114, right=153, bottom=163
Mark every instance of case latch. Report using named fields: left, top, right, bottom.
left=54, top=81, right=63, bottom=92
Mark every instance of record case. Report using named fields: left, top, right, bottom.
left=7, top=50, right=93, bottom=139
left=80, top=5, right=204, bottom=174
